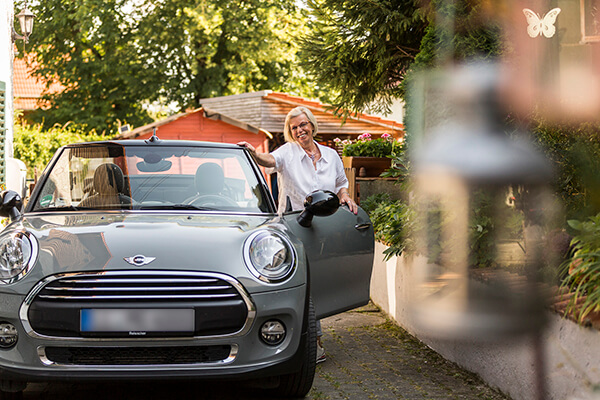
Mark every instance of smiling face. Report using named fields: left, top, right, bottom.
left=289, top=114, right=314, bottom=149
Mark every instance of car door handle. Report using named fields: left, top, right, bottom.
left=354, top=223, right=371, bottom=231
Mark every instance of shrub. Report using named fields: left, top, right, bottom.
left=364, top=193, right=415, bottom=260
left=361, top=192, right=393, bottom=215
left=560, top=213, right=600, bottom=323
left=14, top=120, right=104, bottom=179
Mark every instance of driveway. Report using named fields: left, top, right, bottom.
left=21, top=303, right=510, bottom=399
left=311, top=303, right=510, bottom=399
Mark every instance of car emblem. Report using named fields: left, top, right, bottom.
left=124, top=255, right=156, bottom=266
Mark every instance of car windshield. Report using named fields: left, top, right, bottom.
left=30, top=143, right=271, bottom=213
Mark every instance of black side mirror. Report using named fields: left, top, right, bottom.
left=0, top=190, right=23, bottom=221
left=297, top=190, right=339, bottom=228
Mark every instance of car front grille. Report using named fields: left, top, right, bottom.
left=35, top=271, right=241, bottom=302
left=23, top=271, right=255, bottom=339
left=40, top=345, right=235, bottom=366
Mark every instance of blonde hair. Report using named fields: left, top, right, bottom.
left=283, top=106, right=319, bottom=143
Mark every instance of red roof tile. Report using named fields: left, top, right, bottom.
left=265, top=92, right=404, bottom=132
left=13, top=56, right=64, bottom=111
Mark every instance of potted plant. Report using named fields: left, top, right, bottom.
left=335, top=133, right=396, bottom=177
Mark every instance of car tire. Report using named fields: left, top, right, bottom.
left=272, top=297, right=317, bottom=398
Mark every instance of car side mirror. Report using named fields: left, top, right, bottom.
left=0, top=190, right=23, bottom=221
left=297, top=190, right=339, bottom=228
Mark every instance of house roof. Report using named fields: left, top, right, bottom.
left=199, top=90, right=404, bottom=138
left=114, top=108, right=271, bottom=140
left=12, top=55, right=64, bottom=111
left=264, top=91, right=403, bottom=131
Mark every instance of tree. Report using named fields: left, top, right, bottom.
left=17, top=0, right=313, bottom=135
left=19, top=0, right=154, bottom=135
left=133, top=0, right=316, bottom=107
left=298, top=0, right=427, bottom=119
left=401, top=0, right=504, bottom=141
left=408, top=0, right=504, bottom=69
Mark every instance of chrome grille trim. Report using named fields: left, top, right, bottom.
left=32, top=274, right=237, bottom=301
left=21, top=271, right=256, bottom=341
left=41, top=285, right=232, bottom=292
left=37, top=294, right=238, bottom=300
left=56, top=278, right=222, bottom=284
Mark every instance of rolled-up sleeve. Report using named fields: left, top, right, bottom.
left=270, top=146, right=286, bottom=173
left=334, top=157, right=349, bottom=194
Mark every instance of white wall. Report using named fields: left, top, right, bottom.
left=367, top=99, right=404, bottom=124
left=370, top=242, right=600, bottom=400
left=0, top=0, right=14, bottom=158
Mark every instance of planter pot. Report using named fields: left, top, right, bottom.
left=342, top=156, right=392, bottom=177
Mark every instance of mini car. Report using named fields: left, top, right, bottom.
left=0, top=138, right=374, bottom=398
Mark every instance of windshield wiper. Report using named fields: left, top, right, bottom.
left=35, top=206, right=84, bottom=212
left=37, top=205, right=128, bottom=212
left=138, top=204, right=218, bottom=211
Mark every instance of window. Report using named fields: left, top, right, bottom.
left=582, top=0, right=600, bottom=42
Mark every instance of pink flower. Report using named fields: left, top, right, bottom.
left=342, top=139, right=352, bottom=146
left=333, top=137, right=342, bottom=143
left=381, top=133, right=391, bottom=139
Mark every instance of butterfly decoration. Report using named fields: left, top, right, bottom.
left=523, top=8, right=561, bottom=38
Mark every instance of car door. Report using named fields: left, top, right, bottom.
left=284, top=206, right=374, bottom=320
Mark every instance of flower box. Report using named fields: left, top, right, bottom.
left=342, top=156, right=392, bottom=177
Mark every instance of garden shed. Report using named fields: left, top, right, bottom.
left=116, top=92, right=406, bottom=203
left=114, top=107, right=273, bottom=184
left=114, top=107, right=271, bottom=151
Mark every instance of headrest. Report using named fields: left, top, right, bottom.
left=93, top=163, right=125, bottom=195
left=195, top=162, right=224, bottom=195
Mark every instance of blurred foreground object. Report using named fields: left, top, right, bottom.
left=409, top=62, right=562, bottom=342
left=501, top=0, right=600, bottom=122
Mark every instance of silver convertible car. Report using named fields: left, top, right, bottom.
left=0, top=138, right=374, bottom=398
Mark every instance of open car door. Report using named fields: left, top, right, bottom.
left=283, top=193, right=374, bottom=320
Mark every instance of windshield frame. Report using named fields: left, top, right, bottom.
left=26, top=141, right=277, bottom=215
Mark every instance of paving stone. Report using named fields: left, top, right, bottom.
left=310, top=304, right=511, bottom=400
left=19, top=303, right=510, bottom=400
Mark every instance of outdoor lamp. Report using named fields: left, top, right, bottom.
left=13, top=5, right=34, bottom=43
left=409, top=62, right=560, bottom=341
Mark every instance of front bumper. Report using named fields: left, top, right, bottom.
left=0, top=285, right=307, bottom=383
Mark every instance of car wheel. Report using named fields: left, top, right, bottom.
left=272, top=298, right=317, bottom=398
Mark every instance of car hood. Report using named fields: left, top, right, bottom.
left=16, top=212, right=304, bottom=292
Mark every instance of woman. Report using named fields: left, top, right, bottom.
left=238, top=106, right=358, bottom=215
left=238, top=106, right=358, bottom=364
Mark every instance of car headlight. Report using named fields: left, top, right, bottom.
left=0, top=231, right=38, bottom=284
left=244, top=230, right=296, bottom=283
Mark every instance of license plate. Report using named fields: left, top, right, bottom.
left=80, top=308, right=195, bottom=333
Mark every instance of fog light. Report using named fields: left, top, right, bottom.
left=260, top=320, right=286, bottom=346
left=0, top=323, right=17, bottom=348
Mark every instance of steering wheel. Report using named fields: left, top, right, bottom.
left=185, top=194, right=238, bottom=208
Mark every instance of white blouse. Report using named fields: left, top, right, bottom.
left=271, top=141, right=348, bottom=214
